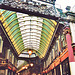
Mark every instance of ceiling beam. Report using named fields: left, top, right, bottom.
left=0, top=4, right=58, bottom=20
left=18, top=56, right=39, bottom=61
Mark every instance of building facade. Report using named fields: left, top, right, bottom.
left=0, top=0, right=75, bottom=75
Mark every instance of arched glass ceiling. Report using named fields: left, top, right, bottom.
left=17, top=13, right=43, bottom=51
left=0, top=9, right=57, bottom=58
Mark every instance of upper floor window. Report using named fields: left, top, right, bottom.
left=54, top=40, right=59, bottom=57
left=60, top=33, right=66, bottom=52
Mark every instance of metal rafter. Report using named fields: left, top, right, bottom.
left=0, top=9, right=57, bottom=58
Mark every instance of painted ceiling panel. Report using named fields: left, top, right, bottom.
left=0, top=9, right=57, bottom=58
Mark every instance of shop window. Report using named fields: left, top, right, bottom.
left=62, top=64, right=66, bottom=75
left=8, top=69, right=12, bottom=75
left=52, top=69, right=54, bottom=75
left=13, top=72, right=15, bottom=75
left=62, top=59, right=70, bottom=75
left=56, top=65, right=61, bottom=75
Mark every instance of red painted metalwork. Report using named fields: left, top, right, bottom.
left=8, top=66, right=12, bottom=70
left=42, top=26, right=75, bottom=74
left=60, top=48, right=68, bottom=62
left=42, top=48, right=69, bottom=74
left=54, top=58, right=60, bottom=67
left=65, top=28, right=75, bottom=62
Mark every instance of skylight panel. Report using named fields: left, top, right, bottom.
left=16, top=12, right=44, bottom=57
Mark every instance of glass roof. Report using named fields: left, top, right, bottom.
left=17, top=13, right=43, bottom=51
left=0, top=9, right=57, bottom=58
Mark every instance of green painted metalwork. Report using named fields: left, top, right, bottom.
left=0, top=9, right=25, bottom=55
left=0, top=9, right=57, bottom=58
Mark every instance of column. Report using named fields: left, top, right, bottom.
left=60, top=64, right=63, bottom=75
left=12, top=54, right=14, bottom=64
left=64, top=26, right=75, bottom=75
left=6, top=49, right=10, bottom=59
left=0, top=36, right=3, bottom=53
left=54, top=69, right=56, bottom=75
left=70, top=22, right=75, bottom=55
left=50, top=53, right=51, bottom=64
left=64, top=26, right=74, bottom=62
left=67, top=15, right=75, bottom=55
left=69, top=21, right=75, bottom=75
left=53, top=48, right=55, bottom=59
left=5, top=69, right=8, bottom=75
left=40, top=65, right=43, bottom=75
left=53, top=48, right=56, bottom=75
left=11, top=72, right=13, bottom=75
left=44, top=61, right=45, bottom=69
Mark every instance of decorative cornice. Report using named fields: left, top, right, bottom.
left=63, top=26, right=70, bottom=34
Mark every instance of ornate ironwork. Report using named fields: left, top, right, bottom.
left=0, top=0, right=60, bottom=18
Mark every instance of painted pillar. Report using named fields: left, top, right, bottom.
left=64, top=26, right=74, bottom=62
left=64, top=26, right=75, bottom=75
left=70, top=22, right=75, bottom=43
left=70, top=23, right=75, bottom=55
left=69, top=22, right=75, bottom=75
left=67, top=15, right=75, bottom=55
